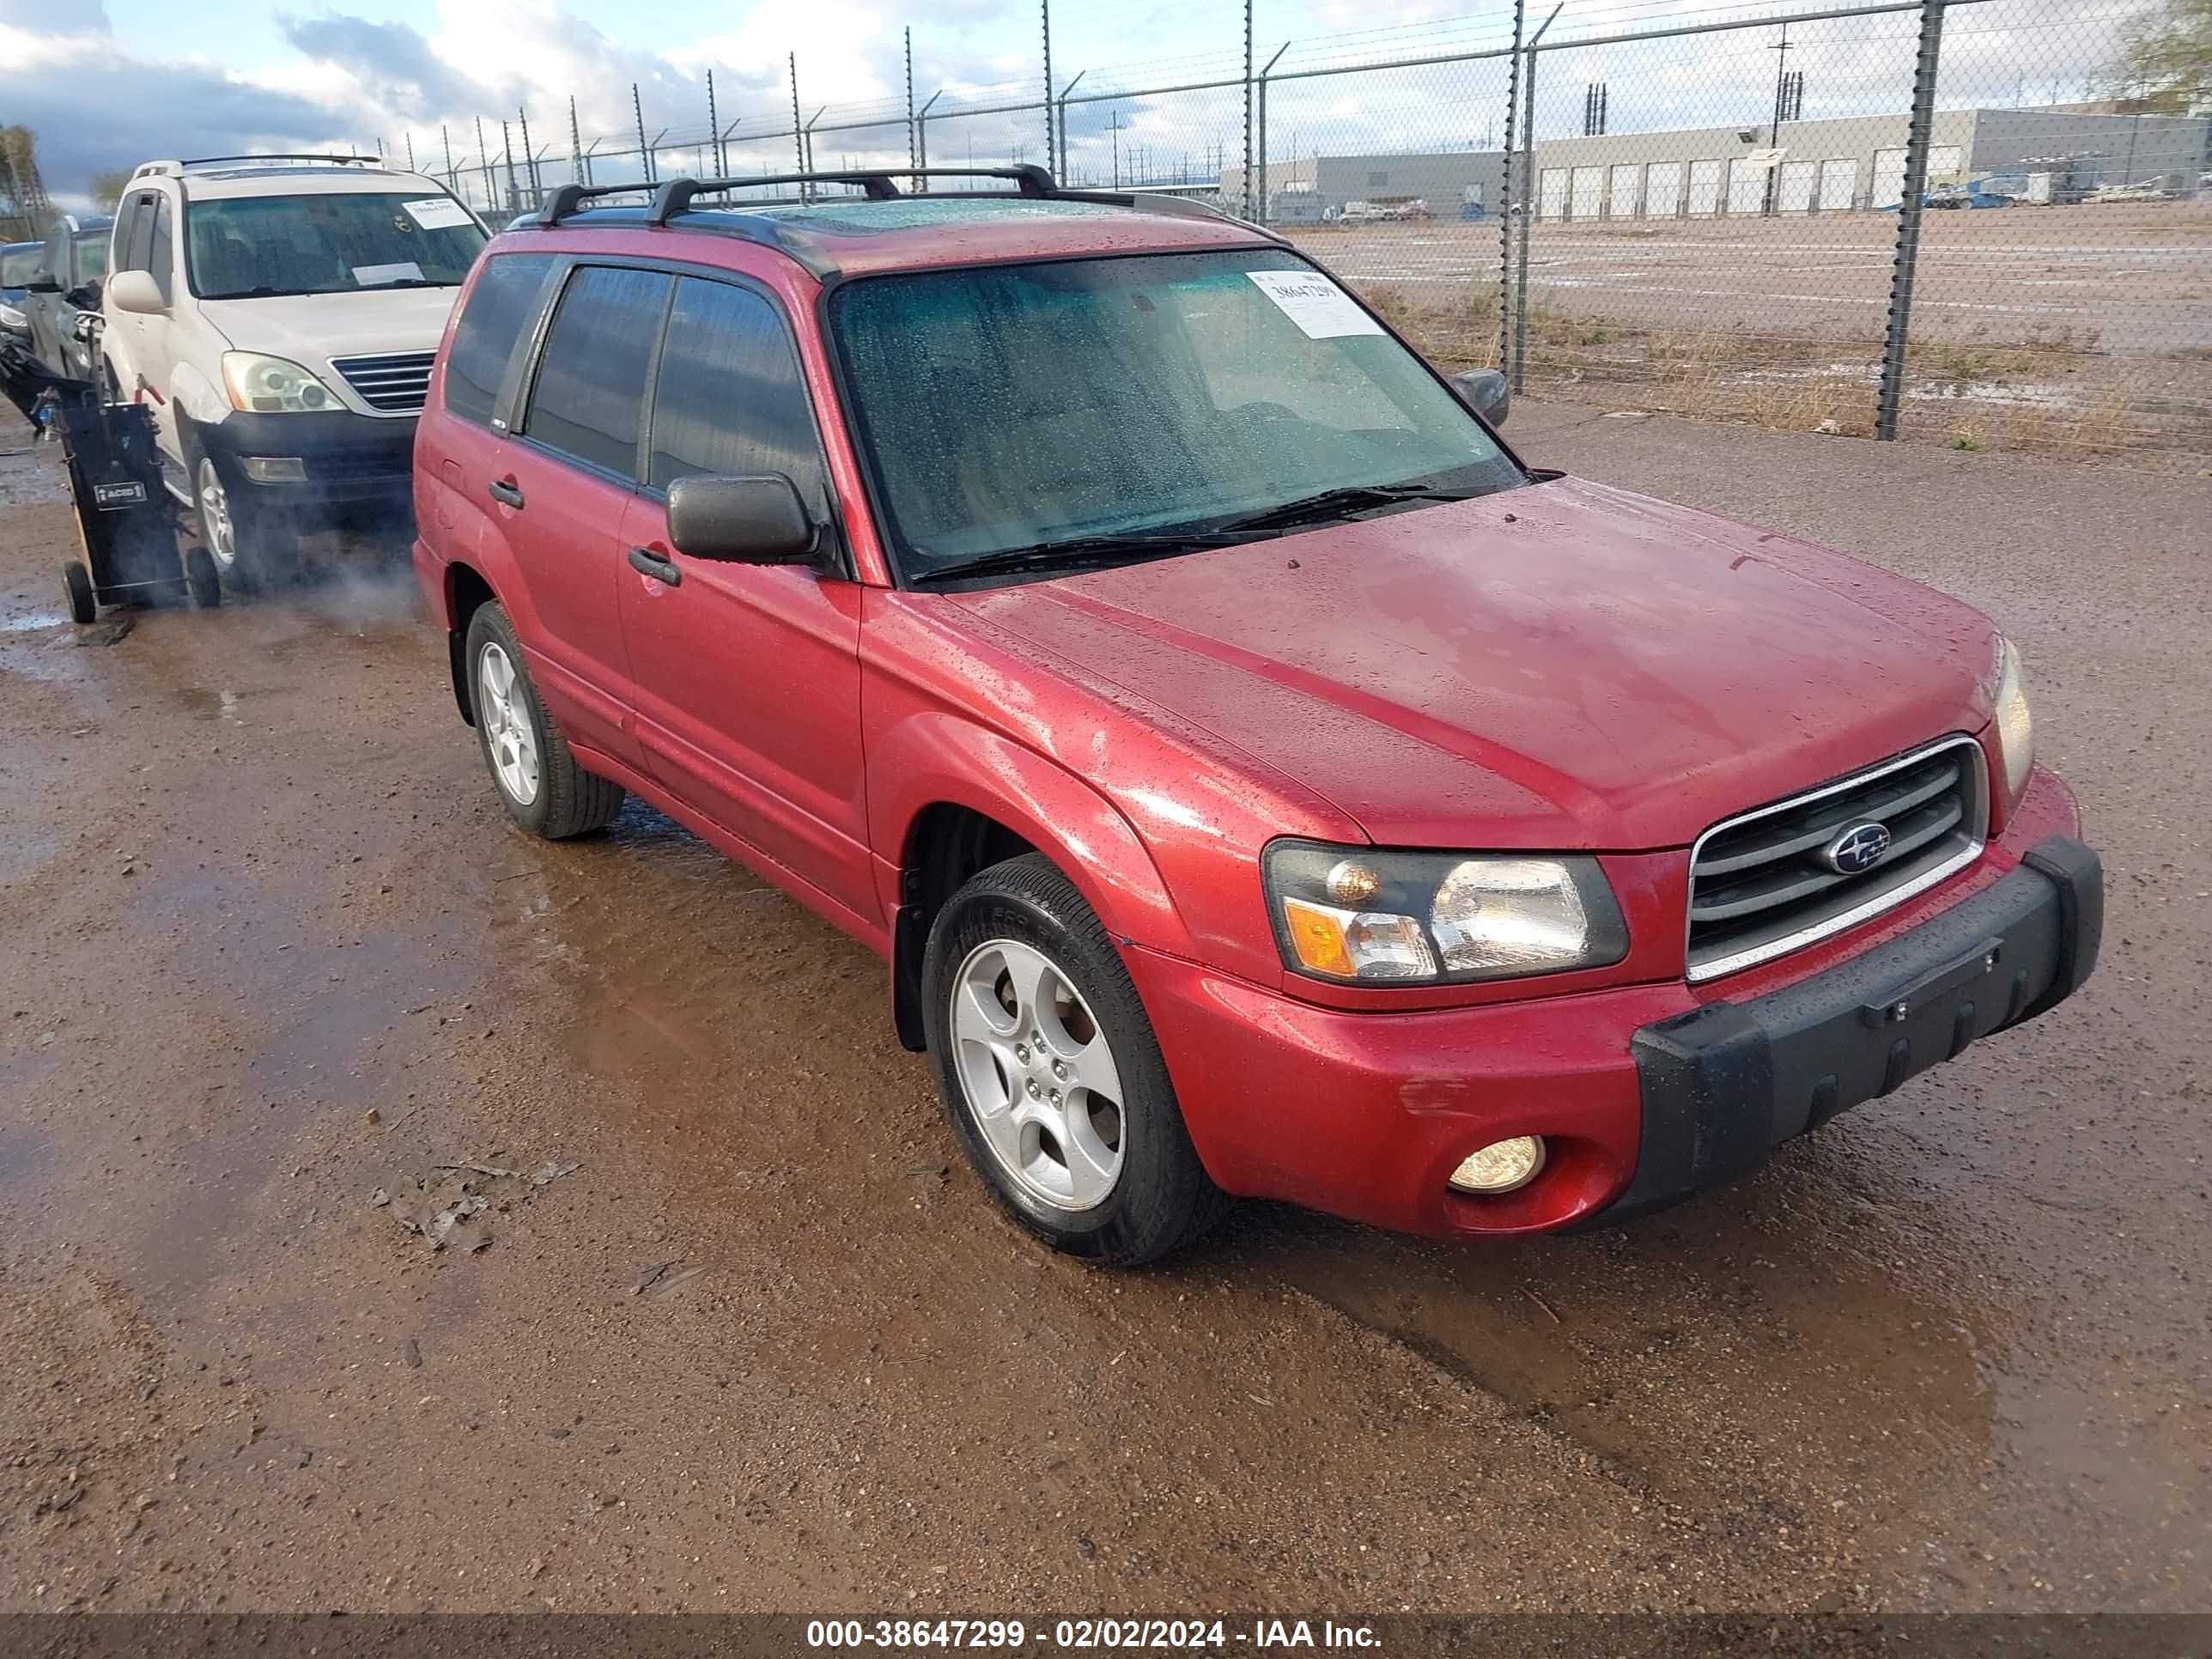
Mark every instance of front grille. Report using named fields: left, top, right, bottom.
left=330, top=350, right=435, bottom=413
left=1686, top=735, right=1987, bottom=981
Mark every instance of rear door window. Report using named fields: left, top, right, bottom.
left=442, top=252, right=555, bottom=428
left=521, top=264, right=672, bottom=481
left=645, top=276, right=826, bottom=504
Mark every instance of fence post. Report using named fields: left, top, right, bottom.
left=905, top=30, right=917, bottom=186
left=476, top=117, right=494, bottom=208
left=568, top=98, right=583, bottom=189
left=1042, top=0, right=1055, bottom=176
left=789, top=55, right=805, bottom=191
left=632, top=84, right=650, bottom=184
left=1498, top=0, right=1524, bottom=372
left=1876, top=0, right=1946, bottom=441
left=1241, top=0, right=1254, bottom=218
left=519, top=106, right=539, bottom=197
left=1056, top=73, right=1085, bottom=186
left=1255, top=43, right=1288, bottom=225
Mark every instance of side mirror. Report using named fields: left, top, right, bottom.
left=107, top=270, right=166, bottom=316
left=1450, top=368, right=1510, bottom=427
left=665, top=473, right=821, bottom=565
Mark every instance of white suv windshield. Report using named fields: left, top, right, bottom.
left=186, top=192, right=486, bottom=300
left=829, top=247, right=1520, bottom=578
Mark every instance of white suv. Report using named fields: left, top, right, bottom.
left=99, top=155, right=487, bottom=585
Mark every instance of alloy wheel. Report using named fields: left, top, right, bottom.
left=950, top=938, right=1126, bottom=1212
left=477, top=641, right=542, bottom=806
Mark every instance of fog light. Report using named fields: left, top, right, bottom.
left=240, top=457, right=307, bottom=483
left=1448, top=1135, right=1546, bottom=1195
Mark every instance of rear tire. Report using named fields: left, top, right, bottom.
left=462, top=601, right=623, bottom=839
left=62, top=560, right=95, bottom=626
left=922, top=853, right=1227, bottom=1266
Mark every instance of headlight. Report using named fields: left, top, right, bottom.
left=1992, top=636, right=2034, bottom=806
left=1264, top=841, right=1628, bottom=984
left=221, top=351, right=339, bottom=414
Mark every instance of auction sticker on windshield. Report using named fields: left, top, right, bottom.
left=402, top=198, right=474, bottom=230
left=1245, top=269, right=1383, bottom=338
left=353, top=261, right=426, bottom=286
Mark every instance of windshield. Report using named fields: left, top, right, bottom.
left=829, top=247, right=1520, bottom=578
left=185, top=191, right=485, bottom=300
left=1, top=245, right=38, bottom=288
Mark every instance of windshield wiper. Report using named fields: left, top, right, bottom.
left=921, top=528, right=1258, bottom=584
left=202, top=285, right=321, bottom=301
left=1207, top=479, right=1486, bottom=536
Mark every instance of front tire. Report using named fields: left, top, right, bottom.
left=922, top=854, right=1226, bottom=1265
left=462, top=602, right=624, bottom=839
left=183, top=545, right=221, bottom=609
left=188, top=438, right=293, bottom=592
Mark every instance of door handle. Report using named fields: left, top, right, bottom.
left=628, top=545, right=681, bottom=586
left=488, top=477, right=525, bottom=507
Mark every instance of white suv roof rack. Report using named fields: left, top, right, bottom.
left=131, top=155, right=389, bottom=180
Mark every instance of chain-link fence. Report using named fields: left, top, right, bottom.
left=408, top=0, right=2209, bottom=466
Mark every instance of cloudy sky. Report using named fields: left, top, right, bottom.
left=2, top=0, right=2137, bottom=207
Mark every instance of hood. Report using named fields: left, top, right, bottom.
left=198, top=285, right=461, bottom=367
left=950, top=477, right=1997, bottom=850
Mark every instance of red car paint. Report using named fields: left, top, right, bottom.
left=413, top=195, right=2092, bottom=1240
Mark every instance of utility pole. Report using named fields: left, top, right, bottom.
left=1042, top=0, right=1055, bottom=177
left=1764, top=23, right=1791, bottom=215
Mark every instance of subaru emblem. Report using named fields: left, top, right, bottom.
left=1823, top=820, right=1893, bottom=876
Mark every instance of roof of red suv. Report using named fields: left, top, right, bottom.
left=525, top=184, right=1278, bottom=279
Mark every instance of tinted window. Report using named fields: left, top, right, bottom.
left=149, top=201, right=174, bottom=303
left=523, top=265, right=671, bottom=480
left=443, top=252, right=555, bottom=428
left=647, top=278, right=824, bottom=500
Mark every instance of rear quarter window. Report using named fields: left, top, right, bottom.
left=442, top=252, right=556, bottom=428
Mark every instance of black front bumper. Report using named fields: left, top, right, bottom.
left=198, top=410, right=417, bottom=513
left=1593, top=836, right=2104, bottom=1225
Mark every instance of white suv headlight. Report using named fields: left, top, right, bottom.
left=1264, top=841, right=1629, bottom=984
left=222, top=351, right=339, bottom=414
left=1992, top=636, right=2035, bottom=806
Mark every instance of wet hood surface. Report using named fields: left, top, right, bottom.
left=951, top=476, right=1997, bottom=848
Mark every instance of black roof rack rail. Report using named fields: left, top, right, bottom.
left=642, top=164, right=1059, bottom=225
left=536, top=179, right=659, bottom=227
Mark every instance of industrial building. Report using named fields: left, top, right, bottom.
left=1220, top=104, right=2207, bottom=222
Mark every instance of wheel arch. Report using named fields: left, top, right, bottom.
left=881, top=736, right=1195, bottom=1053
left=443, top=561, right=498, bottom=726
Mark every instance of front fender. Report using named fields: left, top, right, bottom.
left=169, top=361, right=228, bottom=431
left=869, top=710, right=1196, bottom=963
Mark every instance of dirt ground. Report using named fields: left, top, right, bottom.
left=1298, top=205, right=2212, bottom=357
left=0, top=404, right=2205, bottom=1617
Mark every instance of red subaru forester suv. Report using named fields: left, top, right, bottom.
left=412, top=166, right=2101, bottom=1264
